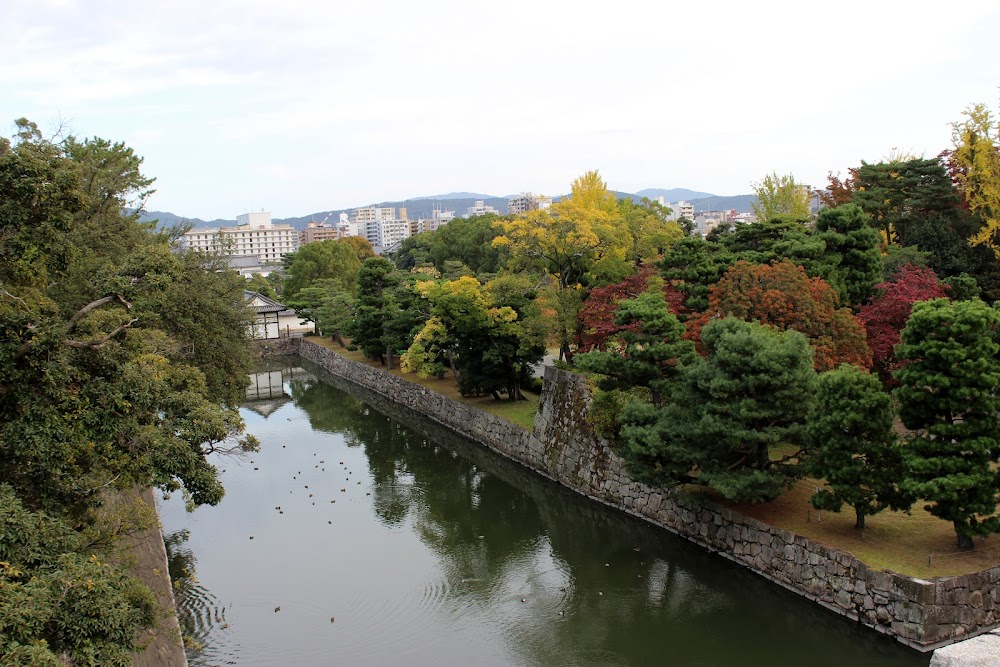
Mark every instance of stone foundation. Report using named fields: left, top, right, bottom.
left=298, top=339, right=1000, bottom=651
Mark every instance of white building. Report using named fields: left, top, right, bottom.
left=347, top=206, right=410, bottom=248
left=350, top=206, right=396, bottom=225
left=177, top=212, right=298, bottom=264
left=466, top=200, right=499, bottom=217
left=432, top=208, right=455, bottom=225
left=508, top=192, right=552, bottom=215
left=656, top=198, right=695, bottom=223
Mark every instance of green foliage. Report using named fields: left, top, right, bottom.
left=894, top=298, right=1000, bottom=549
left=852, top=158, right=961, bottom=246
left=349, top=257, right=398, bottom=362
left=882, top=244, right=930, bottom=280
left=574, top=277, right=695, bottom=407
left=0, top=486, right=157, bottom=667
left=814, top=204, right=883, bottom=308
left=283, top=239, right=362, bottom=299
left=245, top=272, right=277, bottom=298
left=429, top=214, right=509, bottom=275
left=717, top=215, right=824, bottom=272
left=403, top=275, right=545, bottom=400
left=286, top=279, right=355, bottom=345
left=942, top=273, right=982, bottom=301
left=621, top=318, right=816, bottom=503
left=658, top=236, right=734, bottom=315
left=751, top=171, right=812, bottom=221
left=0, top=122, right=256, bottom=662
left=805, top=366, right=907, bottom=529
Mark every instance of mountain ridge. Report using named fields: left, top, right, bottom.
left=139, top=187, right=755, bottom=231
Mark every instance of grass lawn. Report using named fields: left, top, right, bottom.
left=726, top=477, right=1000, bottom=579
left=308, top=337, right=540, bottom=430
left=304, top=337, right=1000, bottom=579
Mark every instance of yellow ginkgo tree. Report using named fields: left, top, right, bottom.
left=949, top=103, right=1000, bottom=254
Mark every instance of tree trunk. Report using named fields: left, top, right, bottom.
left=332, top=332, right=346, bottom=348
left=854, top=506, right=866, bottom=530
left=955, top=520, right=974, bottom=550
left=385, top=345, right=394, bottom=370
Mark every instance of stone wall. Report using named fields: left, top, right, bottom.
left=298, top=339, right=1000, bottom=651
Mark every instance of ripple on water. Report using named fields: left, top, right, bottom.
left=174, top=576, right=241, bottom=667
left=322, top=574, right=453, bottom=664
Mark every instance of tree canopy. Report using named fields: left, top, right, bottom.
left=0, top=119, right=256, bottom=663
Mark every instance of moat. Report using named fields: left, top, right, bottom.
left=160, top=360, right=928, bottom=666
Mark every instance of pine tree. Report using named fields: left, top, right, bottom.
left=805, top=365, right=908, bottom=529
left=814, top=204, right=883, bottom=308
left=621, top=317, right=816, bottom=503
left=894, top=298, right=1000, bottom=549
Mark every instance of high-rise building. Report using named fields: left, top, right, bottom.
left=176, top=212, right=298, bottom=264
left=507, top=193, right=552, bottom=215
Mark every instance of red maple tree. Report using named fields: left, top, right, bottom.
left=687, top=260, right=872, bottom=372
left=857, top=264, right=950, bottom=384
left=577, top=268, right=684, bottom=352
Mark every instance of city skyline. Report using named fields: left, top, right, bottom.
left=2, top=0, right=998, bottom=220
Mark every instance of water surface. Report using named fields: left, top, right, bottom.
left=160, top=361, right=928, bottom=667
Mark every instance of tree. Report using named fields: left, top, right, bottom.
left=340, top=235, right=376, bottom=261
left=348, top=257, right=398, bottom=364
left=574, top=277, right=695, bottom=407
left=857, top=264, right=950, bottom=384
left=0, top=121, right=255, bottom=663
left=947, top=103, right=1000, bottom=252
left=751, top=171, right=811, bottom=221
left=819, top=170, right=858, bottom=208
left=493, top=171, right=634, bottom=361
left=620, top=318, right=816, bottom=503
left=851, top=158, right=961, bottom=246
left=0, top=486, right=157, bottom=667
left=805, top=365, right=907, bottom=529
left=716, top=215, right=826, bottom=275
left=286, top=279, right=355, bottom=346
left=283, top=239, right=362, bottom=299
left=393, top=231, right=435, bottom=271
left=814, top=204, right=883, bottom=308
left=402, top=275, right=544, bottom=400
left=894, top=298, right=1000, bottom=549
left=245, top=272, right=277, bottom=298
left=618, top=198, right=684, bottom=267
left=688, top=260, right=871, bottom=372
left=494, top=172, right=627, bottom=290
left=658, top=236, right=734, bottom=316
left=577, top=268, right=683, bottom=352
left=427, top=213, right=509, bottom=275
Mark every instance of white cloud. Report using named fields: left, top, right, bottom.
left=1, top=0, right=998, bottom=218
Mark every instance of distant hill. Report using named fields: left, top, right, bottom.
left=137, top=211, right=232, bottom=229
left=138, top=186, right=757, bottom=232
left=634, top=188, right=715, bottom=201
left=406, top=192, right=498, bottom=201
left=688, top=194, right=756, bottom=214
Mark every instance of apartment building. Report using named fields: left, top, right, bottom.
left=466, top=200, right=500, bottom=217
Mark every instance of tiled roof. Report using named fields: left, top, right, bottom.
left=243, top=290, right=286, bottom=314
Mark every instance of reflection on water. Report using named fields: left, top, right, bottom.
left=159, top=359, right=928, bottom=667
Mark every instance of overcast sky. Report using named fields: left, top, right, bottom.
left=2, top=0, right=998, bottom=220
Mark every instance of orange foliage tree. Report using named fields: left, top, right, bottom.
left=687, top=260, right=871, bottom=372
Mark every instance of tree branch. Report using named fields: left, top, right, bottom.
left=65, top=318, right=138, bottom=351
left=66, top=294, right=132, bottom=333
